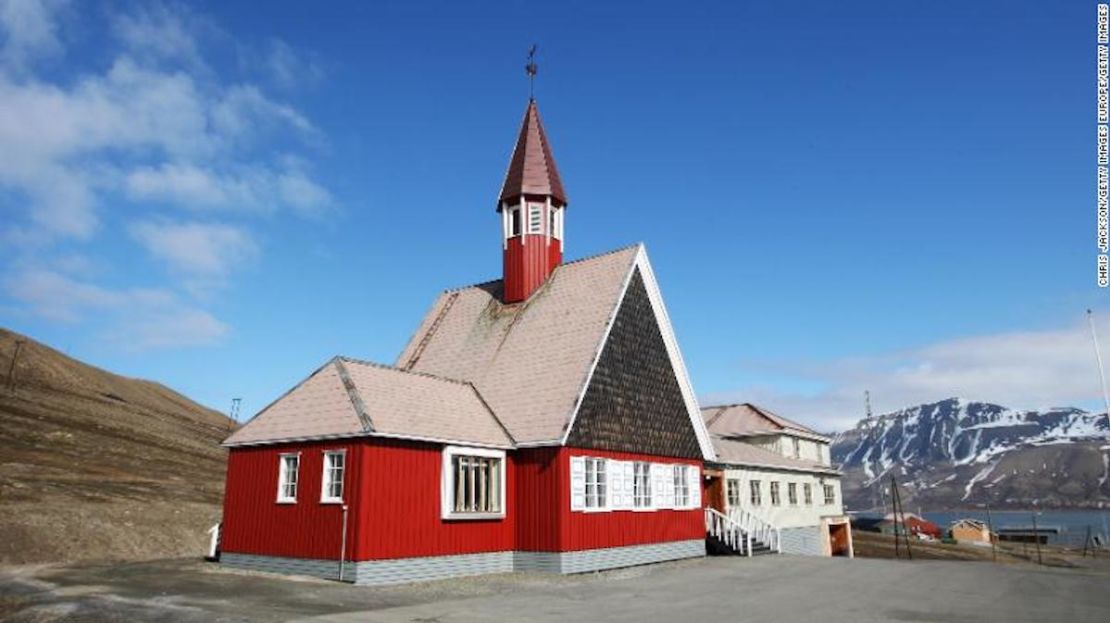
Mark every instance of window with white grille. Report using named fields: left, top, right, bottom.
left=633, top=462, right=652, bottom=508
left=770, top=481, right=781, bottom=506
left=824, top=484, right=836, bottom=506
left=673, top=465, right=690, bottom=507
left=804, top=483, right=813, bottom=505
left=320, top=451, right=345, bottom=503
left=727, top=478, right=742, bottom=507
left=749, top=479, right=762, bottom=506
left=585, top=458, right=607, bottom=509
left=277, top=453, right=299, bottom=503
left=788, top=482, right=798, bottom=506
left=442, top=446, right=505, bottom=519
left=793, top=437, right=801, bottom=459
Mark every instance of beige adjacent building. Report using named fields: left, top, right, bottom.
left=702, top=403, right=853, bottom=557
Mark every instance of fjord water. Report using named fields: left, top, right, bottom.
left=923, top=510, right=1110, bottom=546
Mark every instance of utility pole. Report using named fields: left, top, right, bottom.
left=986, top=503, right=997, bottom=562
left=6, top=339, right=23, bottom=393
left=1031, top=511, right=1043, bottom=566
left=1086, top=310, right=1110, bottom=429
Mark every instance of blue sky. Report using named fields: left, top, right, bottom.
left=0, top=0, right=1101, bottom=429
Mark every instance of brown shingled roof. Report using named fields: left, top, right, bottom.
left=397, top=246, right=639, bottom=444
left=701, top=403, right=828, bottom=441
left=224, top=358, right=512, bottom=448
left=498, top=99, right=567, bottom=207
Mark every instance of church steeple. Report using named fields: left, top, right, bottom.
left=497, top=99, right=567, bottom=304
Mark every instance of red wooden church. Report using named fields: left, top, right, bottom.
left=219, top=97, right=717, bottom=585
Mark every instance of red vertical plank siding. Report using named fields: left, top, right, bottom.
left=221, top=440, right=357, bottom=560
left=503, top=235, right=561, bottom=303
left=353, top=438, right=515, bottom=560
left=514, top=447, right=563, bottom=552
left=224, top=439, right=703, bottom=562
left=557, top=447, right=704, bottom=552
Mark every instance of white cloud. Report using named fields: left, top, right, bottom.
left=702, top=316, right=1110, bottom=432
left=262, top=38, right=324, bottom=90
left=3, top=266, right=226, bottom=350
left=112, top=1, right=207, bottom=70
left=129, top=220, right=257, bottom=280
left=123, top=159, right=331, bottom=215
left=0, top=1, right=334, bottom=351
left=0, top=0, right=66, bottom=70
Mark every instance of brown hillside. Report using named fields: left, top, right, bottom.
left=0, top=328, right=234, bottom=564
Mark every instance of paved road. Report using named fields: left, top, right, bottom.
left=2, top=555, right=1108, bottom=622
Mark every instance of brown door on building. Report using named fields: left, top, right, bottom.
left=829, top=522, right=850, bottom=556
left=704, top=468, right=725, bottom=513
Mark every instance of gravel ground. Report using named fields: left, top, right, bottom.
left=2, top=554, right=1109, bottom=622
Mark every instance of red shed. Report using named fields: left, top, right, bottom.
left=219, top=98, right=716, bottom=585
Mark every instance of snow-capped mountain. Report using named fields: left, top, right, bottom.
left=831, top=398, right=1110, bottom=510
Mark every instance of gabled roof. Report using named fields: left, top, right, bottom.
left=709, top=435, right=838, bottom=474
left=498, top=99, right=567, bottom=207
left=224, top=358, right=512, bottom=448
left=701, top=403, right=830, bottom=442
left=397, top=244, right=716, bottom=459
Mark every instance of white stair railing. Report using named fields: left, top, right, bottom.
left=727, top=507, right=782, bottom=554
left=705, top=507, right=746, bottom=553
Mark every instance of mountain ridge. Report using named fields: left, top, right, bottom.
left=831, top=397, right=1110, bottom=511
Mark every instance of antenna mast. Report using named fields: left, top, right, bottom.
left=865, top=390, right=873, bottom=419
left=228, top=397, right=242, bottom=430
left=1087, top=310, right=1110, bottom=428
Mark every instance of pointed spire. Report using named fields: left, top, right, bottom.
left=498, top=100, right=567, bottom=209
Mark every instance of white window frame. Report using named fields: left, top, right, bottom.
left=673, top=465, right=690, bottom=508
left=584, top=457, right=608, bottom=511
left=770, top=481, right=781, bottom=506
left=632, top=461, right=652, bottom=510
left=276, top=452, right=299, bottom=504
left=824, top=484, right=836, bottom=506
left=320, top=450, right=346, bottom=504
left=804, top=482, right=813, bottom=506
left=788, top=482, right=798, bottom=506
left=509, top=206, right=522, bottom=238
left=727, top=478, right=742, bottom=508
left=750, top=479, right=762, bottom=506
left=441, top=446, right=506, bottom=520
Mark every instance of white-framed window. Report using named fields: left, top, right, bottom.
left=509, top=206, right=522, bottom=237
left=673, top=465, right=690, bottom=508
left=442, top=446, right=505, bottom=519
left=793, top=438, right=801, bottom=459
left=727, top=478, right=742, bottom=508
left=750, top=479, right=762, bottom=506
left=527, top=203, right=543, bottom=234
left=320, top=450, right=345, bottom=503
left=804, top=483, right=813, bottom=505
left=585, top=458, right=608, bottom=509
left=633, top=462, right=652, bottom=509
left=277, top=453, right=299, bottom=503
left=823, top=484, right=836, bottom=506
left=770, top=481, right=781, bottom=506
left=788, top=482, right=798, bottom=506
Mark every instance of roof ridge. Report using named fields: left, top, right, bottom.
left=435, top=244, right=642, bottom=295
left=337, top=356, right=473, bottom=387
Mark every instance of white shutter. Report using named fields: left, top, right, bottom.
left=663, top=466, right=676, bottom=509
left=688, top=465, right=701, bottom=509
left=651, top=464, right=666, bottom=510
left=570, top=456, right=586, bottom=511
left=622, top=461, right=634, bottom=509
left=605, top=459, right=619, bottom=511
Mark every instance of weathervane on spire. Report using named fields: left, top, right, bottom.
left=525, top=44, right=538, bottom=100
